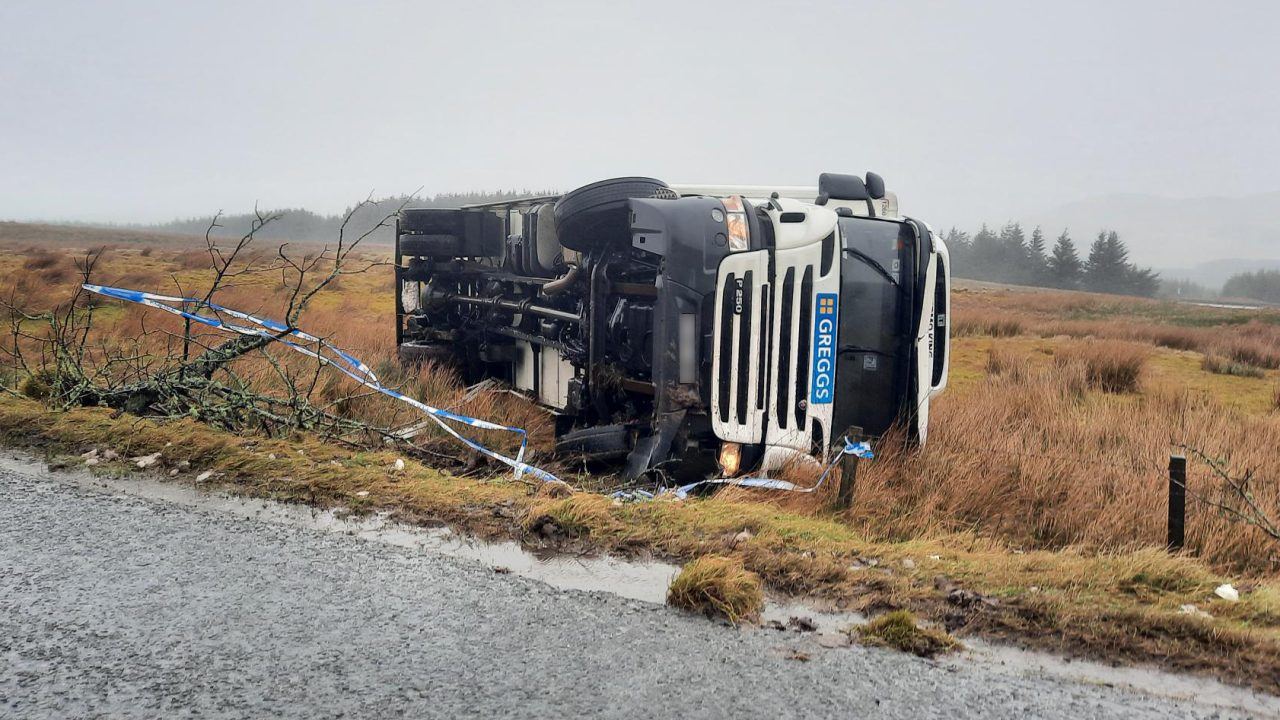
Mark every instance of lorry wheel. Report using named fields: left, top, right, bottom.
left=553, top=177, right=673, bottom=252
left=555, top=424, right=632, bottom=461
left=398, top=341, right=455, bottom=366
left=399, top=209, right=456, bottom=234
left=399, top=234, right=460, bottom=258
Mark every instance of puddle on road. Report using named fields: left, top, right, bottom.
left=10, top=452, right=1277, bottom=717
left=2, top=454, right=679, bottom=604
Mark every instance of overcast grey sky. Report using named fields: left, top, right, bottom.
left=2, top=0, right=1278, bottom=233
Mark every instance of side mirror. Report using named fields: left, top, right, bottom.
left=864, top=172, right=886, bottom=200
left=817, top=173, right=869, bottom=201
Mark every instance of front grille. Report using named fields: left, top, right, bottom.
left=757, top=283, right=770, bottom=411
left=776, top=268, right=795, bottom=429
left=713, top=248, right=825, bottom=451
left=735, top=271, right=754, bottom=425
left=794, top=266, right=813, bottom=430
left=717, top=273, right=736, bottom=424
left=713, top=252, right=768, bottom=443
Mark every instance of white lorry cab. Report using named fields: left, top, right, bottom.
left=395, top=172, right=950, bottom=482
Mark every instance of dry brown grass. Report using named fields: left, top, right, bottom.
left=984, top=346, right=1026, bottom=381
left=21, top=249, right=61, bottom=271
left=666, top=555, right=764, bottom=624
left=1053, top=340, right=1148, bottom=393
left=954, top=285, right=1280, bottom=368
left=849, top=366, right=1280, bottom=575
left=953, top=309, right=1024, bottom=338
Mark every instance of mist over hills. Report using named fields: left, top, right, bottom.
left=1010, top=191, right=1280, bottom=285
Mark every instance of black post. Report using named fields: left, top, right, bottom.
left=394, top=217, right=404, bottom=347
left=1168, top=454, right=1186, bottom=552
left=834, top=426, right=864, bottom=511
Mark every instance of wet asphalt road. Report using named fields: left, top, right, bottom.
left=0, top=461, right=1252, bottom=719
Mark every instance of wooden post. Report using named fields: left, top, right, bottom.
left=834, top=426, right=864, bottom=511
left=1168, top=454, right=1186, bottom=552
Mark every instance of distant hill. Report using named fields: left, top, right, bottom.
left=1019, top=191, right=1280, bottom=270
left=1156, top=257, right=1280, bottom=289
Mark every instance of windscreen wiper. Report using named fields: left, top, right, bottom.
left=841, top=247, right=901, bottom=288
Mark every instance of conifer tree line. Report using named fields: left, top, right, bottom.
left=943, top=223, right=1160, bottom=297
left=1222, top=270, right=1280, bottom=304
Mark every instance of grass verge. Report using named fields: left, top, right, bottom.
left=0, top=396, right=1277, bottom=693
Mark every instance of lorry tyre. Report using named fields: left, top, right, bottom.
left=399, top=234, right=461, bottom=258
left=555, top=424, right=632, bottom=461
left=398, top=341, right=455, bottom=366
left=399, top=209, right=456, bottom=234
left=553, top=177, right=674, bottom=252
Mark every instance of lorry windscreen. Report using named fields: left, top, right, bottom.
left=830, top=217, right=915, bottom=438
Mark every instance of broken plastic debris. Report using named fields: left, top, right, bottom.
left=1179, top=603, right=1212, bottom=619
left=392, top=458, right=405, bottom=471
left=355, top=491, right=370, bottom=498
left=1214, top=584, right=1240, bottom=602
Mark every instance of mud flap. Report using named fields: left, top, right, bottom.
left=622, top=409, right=687, bottom=480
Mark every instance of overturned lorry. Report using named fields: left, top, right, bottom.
left=395, top=174, right=950, bottom=481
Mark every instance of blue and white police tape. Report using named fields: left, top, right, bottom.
left=665, top=437, right=873, bottom=500
left=81, top=284, right=560, bottom=484
left=82, top=285, right=379, bottom=384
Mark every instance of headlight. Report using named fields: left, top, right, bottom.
left=718, top=441, right=742, bottom=476
left=723, top=195, right=749, bottom=252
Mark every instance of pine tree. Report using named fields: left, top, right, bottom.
left=1085, top=230, right=1128, bottom=293
left=1046, top=231, right=1083, bottom=289
left=998, top=222, right=1029, bottom=281
left=1027, top=226, right=1048, bottom=284
left=970, top=224, right=1001, bottom=281
left=1027, top=226, right=1047, bottom=263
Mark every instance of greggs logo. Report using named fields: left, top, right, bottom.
left=810, top=293, right=838, bottom=404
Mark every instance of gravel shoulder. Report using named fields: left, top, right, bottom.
left=0, top=461, right=1263, bottom=719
